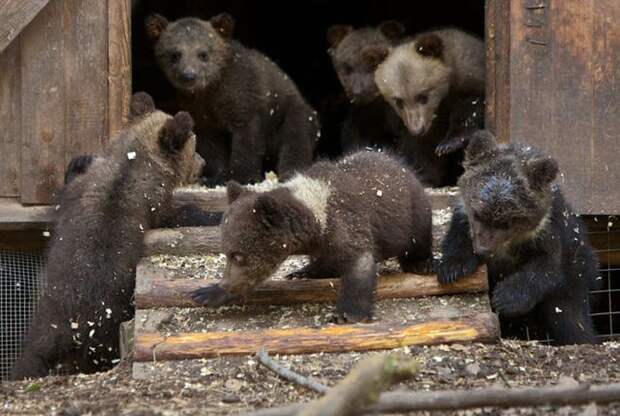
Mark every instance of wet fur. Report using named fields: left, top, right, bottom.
left=192, top=151, right=433, bottom=322
left=438, top=131, right=599, bottom=345
left=147, top=14, right=319, bottom=185
left=11, top=94, right=215, bottom=379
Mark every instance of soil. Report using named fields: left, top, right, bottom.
left=3, top=341, right=619, bottom=415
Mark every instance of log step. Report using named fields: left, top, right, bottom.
left=133, top=312, right=499, bottom=362
left=135, top=258, right=487, bottom=309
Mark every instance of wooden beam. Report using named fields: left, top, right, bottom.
left=135, top=263, right=487, bottom=309
left=143, top=226, right=221, bottom=256
left=107, top=0, right=131, bottom=137
left=133, top=312, right=499, bottom=362
left=0, top=198, right=54, bottom=230
left=0, top=0, right=49, bottom=53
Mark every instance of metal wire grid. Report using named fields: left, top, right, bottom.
left=0, top=250, right=44, bottom=382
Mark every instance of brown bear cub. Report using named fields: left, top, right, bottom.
left=327, top=22, right=410, bottom=153
left=374, top=28, right=485, bottom=187
left=438, top=130, right=599, bottom=345
left=11, top=93, right=215, bottom=380
left=191, top=151, right=433, bottom=322
left=146, top=13, right=319, bottom=185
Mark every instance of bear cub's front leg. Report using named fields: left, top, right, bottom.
left=336, top=252, right=378, bottom=323
left=437, top=204, right=481, bottom=284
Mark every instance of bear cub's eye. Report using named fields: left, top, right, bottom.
left=229, top=252, right=245, bottom=265
left=170, top=51, right=181, bottom=64
left=342, top=64, right=353, bottom=75
left=415, top=93, right=429, bottom=104
left=197, top=51, right=209, bottom=62
left=393, top=97, right=404, bottom=110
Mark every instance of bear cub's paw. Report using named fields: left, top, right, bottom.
left=191, top=284, right=234, bottom=306
left=437, top=255, right=479, bottom=285
left=492, top=280, right=537, bottom=317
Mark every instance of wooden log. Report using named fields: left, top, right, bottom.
left=143, top=226, right=221, bottom=256
left=133, top=312, right=499, bottom=362
left=119, top=319, right=135, bottom=360
left=135, top=262, right=487, bottom=309
left=0, top=198, right=54, bottom=230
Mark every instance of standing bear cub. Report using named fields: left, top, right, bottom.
left=438, top=130, right=599, bottom=345
left=146, top=13, right=319, bottom=185
left=12, top=93, right=216, bottom=380
left=191, top=151, right=433, bottom=322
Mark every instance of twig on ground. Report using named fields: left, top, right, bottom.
left=240, top=382, right=620, bottom=416
left=298, top=353, right=418, bottom=416
left=256, top=350, right=328, bottom=394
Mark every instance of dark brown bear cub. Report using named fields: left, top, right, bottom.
left=327, top=22, right=410, bottom=153
left=191, top=151, right=433, bottom=322
left=146, top=13, right=319, bottom=185
left=11, top=93, right=211, bottom=379
left=437, top=131, right=599, bottom=345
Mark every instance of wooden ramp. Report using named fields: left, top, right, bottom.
left=131, top=187, right=498, bottom=376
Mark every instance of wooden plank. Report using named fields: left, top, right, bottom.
left=0, top=38, right=21, bottom=196
left=590, top=0, right=620, bottom=214
left=135, top=262, right=488, bottom=309
left=108, top=0, right=131, bottom=136
left=508, top=0, right=620, bottom=214
left=0, top=198, right=54, bottom=230
left=64, top=0, right=108, bottom=163
left=485, top=0, right=511, bottom=142
left=0, top=0, right=49, bottom=53
left=19, top=0, right=65, bottom=204
left=133, top=312, right=499, bottom=362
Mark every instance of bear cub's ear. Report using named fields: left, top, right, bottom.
left=145, top=14, right=169, bottom=41
left=362, top=46, right=390, bottom=70
left=465, top=130, right=497, bottom=162
left=527, top=157, right=559, bottom=190
left=379, top=21, right=406, bottom=42
left=129, top=92, right=155, bottom=120
left=327, top=25, right=353, bottom=49
left=226, top=181, right=250, bottom=204
left=159, top=111, right=195, bottom=154
left=210, top=13, right=235, bottom=39
left=415, top=34, right=444, bottom=59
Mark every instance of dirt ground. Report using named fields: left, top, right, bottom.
left=2, top=340, right=620, bottom=415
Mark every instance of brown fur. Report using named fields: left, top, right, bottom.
left=11, top=93, right=205, bottom=379
left=192, top=151, right=433, bottom=322
left=146, top=13, right=319, bottom=185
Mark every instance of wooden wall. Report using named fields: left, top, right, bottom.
left=487, top=0, right=620, bottom=215
left=0, top=0, right=130, bottom=205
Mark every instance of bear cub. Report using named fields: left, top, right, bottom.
left=11, top=93, right=215, bottom=379
left=437, top=130, right=599, bottom=345
left=146, top=13, right=319, bottom=185
left=191, top=151, right=433, bottom=322
left=327, top=22, right=409, bottom=153
left=374, top=28, right=486, bottom=187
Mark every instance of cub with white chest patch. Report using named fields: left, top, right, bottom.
left=191, top=151, right=432, bottom=322
left=437, top=131, right=599, bottom=345
left=374, top=28, right=485, bottom=186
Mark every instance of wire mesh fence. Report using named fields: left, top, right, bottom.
left=0, top=250, right=44, bottom=382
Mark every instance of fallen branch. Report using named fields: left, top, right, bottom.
left=298, top=353, right=418, bottom=416
left=240, top=382, right=620, bottom=415
left=256, top=350, right=328, bottom=394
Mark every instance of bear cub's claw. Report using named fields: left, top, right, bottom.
left=191, top=284, right=233, bottom=306
left=437, top=255, right=479, bottom=285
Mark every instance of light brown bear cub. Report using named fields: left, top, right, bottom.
left=191, top=151, right=432, bottom=322
left=146, top=13, right=319, bottom=185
